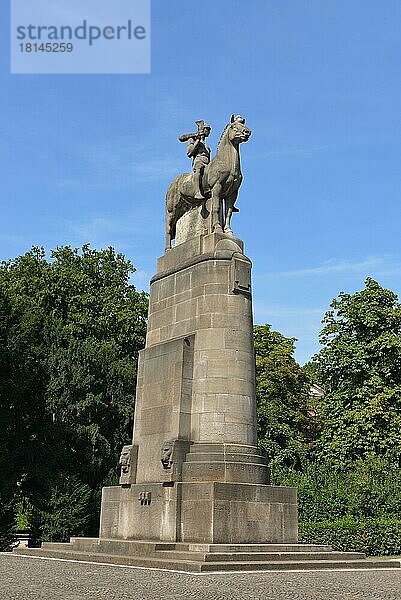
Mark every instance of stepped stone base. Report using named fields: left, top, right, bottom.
left=14, top=539, right=400, bottom=572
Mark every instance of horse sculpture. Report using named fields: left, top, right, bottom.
left=165, top=115, right=251, bottom=251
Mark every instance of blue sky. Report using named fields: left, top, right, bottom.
left=1, top=0, right=401, bottom=363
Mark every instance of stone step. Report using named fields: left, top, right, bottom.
left=12, top=547, right=204, bottom=572
left=70, top=539, right=337, bottom=555
left=68, top=538, right=177, bottom=555
left=13, top=547, right=400, bottom=573
left=41, top=542, right=76, bottom=551
left=155, top=550, right=367, bottom=563
left=198, top=559, right=400, bottom=572
left=187, top=543, right=334, bottom=552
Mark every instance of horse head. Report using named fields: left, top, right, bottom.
left=227, top=114, right=252, bottom=145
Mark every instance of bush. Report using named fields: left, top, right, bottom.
left=271, top=457, right=401, bottom=523
left=29, top=474, right=92, bottom=545
left=272, top=463, right=348, bottom=522
left=0, top=495, right=16, bottom=551
left=300, top=517, right=401, bottom=556
left=273, top=458, right=401, bottom=556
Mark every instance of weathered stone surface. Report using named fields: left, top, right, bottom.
left=179, top=483, right=297, bottom=544
left=99, top=486, right=121, bottom=539
left=160, top=439, right=192, bottom=483
left=119, top=445, right=138, bottom=485
left=132, top=336, right=194, bottom=484
left=100, top=477, right=296, bottom=544
left=175, top=206, right=207, bottom=245
left=181, top=442, right=270, bottom=484
left=100, top=483, right=181, bottom=542
left=97, top=230, right=294, bottom=545
left=146, top=239, right=257, bottom=449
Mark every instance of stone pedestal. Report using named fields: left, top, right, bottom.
left=18, top=228, right=389, bottom=570
left=99, top=231, right=298, bottom=544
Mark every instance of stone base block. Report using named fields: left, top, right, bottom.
left=180, top=482, right=297, bottom=543
left=99, top=481, right=297, bottom=544
left=99, top=483, right=180, bottom=542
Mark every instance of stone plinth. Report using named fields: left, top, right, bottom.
left=99, top=481, right=297, bottom=544
left=96, top=231, right=298, bottom=544
left=175, top=206, right=207, bottom=245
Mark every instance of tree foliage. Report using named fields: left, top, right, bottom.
left=0, top=245, right=148, bottom=546
left=273, top=456, right=401, bottom=523
left=29, top=474, right=92, bottom=543
left=254, top=324, right=313, bottom=468
left=270, top=279, right=401, bottom=555
left=313, top=278, right=401, bottom=465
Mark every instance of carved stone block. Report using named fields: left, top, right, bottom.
left=160, top=439, right=191, bottom=483
left=119, top=444, right=138, bottom=485
left=231, top=256, right=251, bottom=294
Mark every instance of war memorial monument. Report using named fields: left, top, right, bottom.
left=15, top=116, right=397, bottom=572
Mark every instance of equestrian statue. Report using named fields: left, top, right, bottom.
left=165, top=115, right=251, bottom=251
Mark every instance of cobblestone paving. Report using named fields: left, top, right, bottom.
left=2, top=554, right=401, bottom=600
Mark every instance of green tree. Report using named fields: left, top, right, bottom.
left=0, top=245, right=148, bottom=545
left=313, top=278, right=401, bottom=465
left=29, top=474, right=92, bottom=543
left=0, top=289, right=17, bottom=549
left=254, top=324, right=313, bottom=468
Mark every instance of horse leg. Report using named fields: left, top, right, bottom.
left=165, top=187, right=173, bottom=251
left=165, top=212, right=172, bottom=251
left=211, top=183, right=223, bottom=233
left=224, top=193, right=238, bottom=234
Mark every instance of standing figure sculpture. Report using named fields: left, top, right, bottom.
left=179, top=120, right=211, bottom=201
left=165, top=114, right=251, bottom=251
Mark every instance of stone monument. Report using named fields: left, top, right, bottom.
left=99, top=114, right=297, bottom=544
left=15, top=116, right=397, bottom=571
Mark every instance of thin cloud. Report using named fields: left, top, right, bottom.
left=52, top=214, right=148, bottom=237
left=253, top=305, right=324, bottom=319
left=53, top=95, right=193, bottom=191
left=258, top=256, right=394, bottom=278
left=249, top=143, right=338, bottom=160
left=0, top=233, right=27, bottom=244
left=42, top=213, right=157, bottom=255
left=55, top=136, right=180, bottom=190
left=132, top=158, right=180, bottom=180
left=252, top=304, right=324, bottom=364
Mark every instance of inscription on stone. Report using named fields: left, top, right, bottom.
left=138, top=491, right=152, bottom=506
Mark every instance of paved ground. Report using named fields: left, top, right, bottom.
left=2, top=554, right=401, bottom=600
